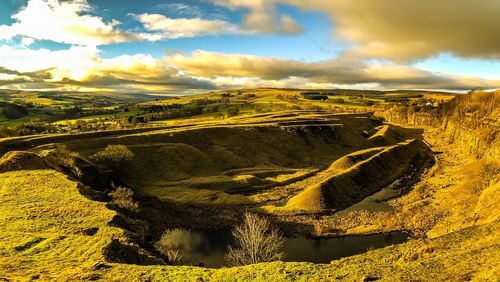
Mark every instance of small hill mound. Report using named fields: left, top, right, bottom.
left=0, top=151, right=51, bottom=173
left=367, top=125, right=421, bottom=146
left=328, top=147, right=383, bottom=170
left=286, top=139, right=432, bottom=212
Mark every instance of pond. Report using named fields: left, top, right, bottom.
left=161, top=229, right=409, bottom=268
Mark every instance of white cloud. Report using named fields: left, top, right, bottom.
left=20, top=37, right=35, bottom=47
left=0, top=45, right=98, bottom=79
left=0, top=45, right=214, bottom=92
left=213, top=0, right=500, bottom=61
left=1, top=46, right=498, bottom=93
left=0, top=0, right=158, bottom=46
left=211, top=0, right=303, bottom=35
left=164, top=50, right=500, bottom=90
left=133, top=13, right=242, bottom=39
left=133, top=0, right=304, bottom=37
left=157, top=3, right=203, bottom=18
left=0, top=73, right=25, bottom=80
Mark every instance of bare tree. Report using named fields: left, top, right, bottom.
left=225, top=213, right=285, bottom=266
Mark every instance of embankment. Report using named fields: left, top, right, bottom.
left=286, top=139, right=433, bottom=212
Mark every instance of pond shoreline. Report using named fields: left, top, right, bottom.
left=153, top=228, right=409, bottom=268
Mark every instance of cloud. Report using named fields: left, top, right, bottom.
left=134, top=2, right=303, bottom=39
left=165, top=50, right=500, bottom=90
left=0, top=45, right=99, bottom=80
left=0, top=0, right=159, bottom=46
left=210, top=0, right=303, bottom=35
left=75, top=54, right=215, bottom=91
left=0, top=46, right=214, bottom=93
left=1, top=46, right=498, bottom=93
left=212, top=0, right=500, bottom=61
left=133, top=13, right=242, bottom=39
left=157, top=3, right=203, bottom=18
left=293, top=0, right=500, bottom=61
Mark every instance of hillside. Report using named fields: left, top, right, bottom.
left=0, top=89, right=498, bottom=281
left=1, top=170, right=498, bottom=281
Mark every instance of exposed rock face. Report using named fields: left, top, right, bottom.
left=375, top=90, right=499, bottom=159
left=0, top=151, right=51, bottom=173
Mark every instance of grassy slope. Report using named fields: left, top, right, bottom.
left=0, top=170, right=121, bottom=280
left=1, top=90, right=498, bottom=281
left=1, top=169, right=498, bottom=281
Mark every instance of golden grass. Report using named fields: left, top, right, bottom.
left=284, top=139, right=429, bottom=212
left=1, top=89, right=499, bottom=280
left=1, top=170, right=497, bottom=280
left=0, top=170, right=123, bottom=280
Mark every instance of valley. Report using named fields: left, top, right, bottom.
left=0, top=88, right=498, bottom=281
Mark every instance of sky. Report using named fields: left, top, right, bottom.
left=0, top=0, right=499, bottom=94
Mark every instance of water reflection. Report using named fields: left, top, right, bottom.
left=166, top=229, right=408, bottom=268
left=283, top=232, right=407, bottom=263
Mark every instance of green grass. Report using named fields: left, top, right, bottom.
left=1, top=169, right=498, bottom=280
left=52, top=109, right=141, bottom=125
left=0, top=113, right=51, bottom=126
left=0, top=170, right=123, bottom=280
left=1, top=88, right=498, bottom=280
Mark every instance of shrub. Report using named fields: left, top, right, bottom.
left=407, top=206, right=449, bottom=238
left=2, top=103, right=29, bottom=119
left=214, top=112, right=225, bottom=120
left=302, top=94, right=328, bottom=101
left=225, top=213, right=284, bottom=266
left=90, top=145, right=134, bottom=166
left=155, top=229, right=184, bottom=264
left=226, top=107, right=240, bottom=117
left=45, top=144, right=76, bottom=166
left=109, top=186, right=139, bottom=212
left=45, top=144, right=82, bottom=177
left=243, top=93, right=256, bottom=99
left=481, top=161, right=500, bottom=188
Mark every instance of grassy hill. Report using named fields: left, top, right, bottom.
left=0, top=88, right=498, bottom=281
left=1, top=169, right=498, bottom=281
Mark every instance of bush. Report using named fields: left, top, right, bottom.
left=302, top=94, right=328, bottom=101
left=155, top=229, right=184, bottom=264
left=109, top=186, right=139, bottom=212
left=90, top=145, right=134, bottom=166
left=225, top=213, right=284, bottom=266
left=2, top=103, right=29, bottom=119
left=226, top=107, right=240, bottom=117
left=407, top=206, right=449, bottom=238
left=214, top=112, right=225, bottom=120
left=45, top=144, right=81, bottom=177
left=243, top=93, right=256, bottom=99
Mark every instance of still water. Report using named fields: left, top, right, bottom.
left=163, top=229, right=408, bottom=268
